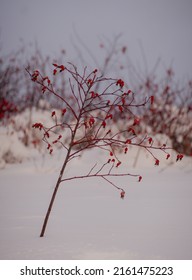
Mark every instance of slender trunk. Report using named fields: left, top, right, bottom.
left=40, top=95, right=86, bottom=237
left=39, top=151, right=70, bottom=237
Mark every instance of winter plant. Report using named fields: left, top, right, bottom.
left=128, top=65, right=192, bottom=157
left=27, top=63, right=182, bottom=237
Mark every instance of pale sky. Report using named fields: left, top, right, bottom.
left=0, top=0, right=192, bottom=80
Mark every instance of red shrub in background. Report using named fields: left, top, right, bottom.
left=132, top=68, right=192, bottom=157
left=0, top=98, right=17, bottom=121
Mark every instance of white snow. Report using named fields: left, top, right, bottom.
left=0, top=106, right=62, bottom=168
left=0, top=143, right=192, bottom=260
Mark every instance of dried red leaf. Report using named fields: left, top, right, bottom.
left=166, top=154, right=170, bottom=160
left=176, top=154, right=184, bottom=161
left=118, top=105, right=123, bottom=113
left=155, top=159, right=160, bottom=166
left=51, top=111, right=56, bottom=117
left=87, top=79, right=93, bottom=86
left=32, top=122, right=43, bottom=130
left=138, top=176, right=142, bottom=182
left=128, top=128, right=135, bottom=135
left=106, top=114, right=113, bottom=120
left=47, top=144, right=51, bottom=150
left=121, top=97, right=125, bottom=105
left=116, top=161, right=121, bottom=167
left=102, top=120, right=106, bottom=128
left=61, top=108, right=67, bottom=116
left=58, top=65, right=65, bottom=72
left=43, top=76, right=51, bottom=85
left=116, top=79, right=124, bottom=88
left=125, top=139, right=131, bottom=144
left=148, top=137, right=153, bottom=144
left=41, top=86, right=47, bottom=93
left=89, top=117, right=95, bottom=127
left=44, top=132, right=49, bottom=138
left=120, top=190, right=125, bottom=199
left=133, top=118, right=140, bottom=126
left=31, top=70, right=39, bottom=81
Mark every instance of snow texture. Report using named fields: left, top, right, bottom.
left=0, top=145, right=192, bottom=260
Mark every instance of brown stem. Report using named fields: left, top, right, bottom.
left=39, top=149, right=70, bottom=237
left=40, top=101, right=83, bottom=237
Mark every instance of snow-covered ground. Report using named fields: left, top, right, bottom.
left=0, top=143, right=192, bottom=260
